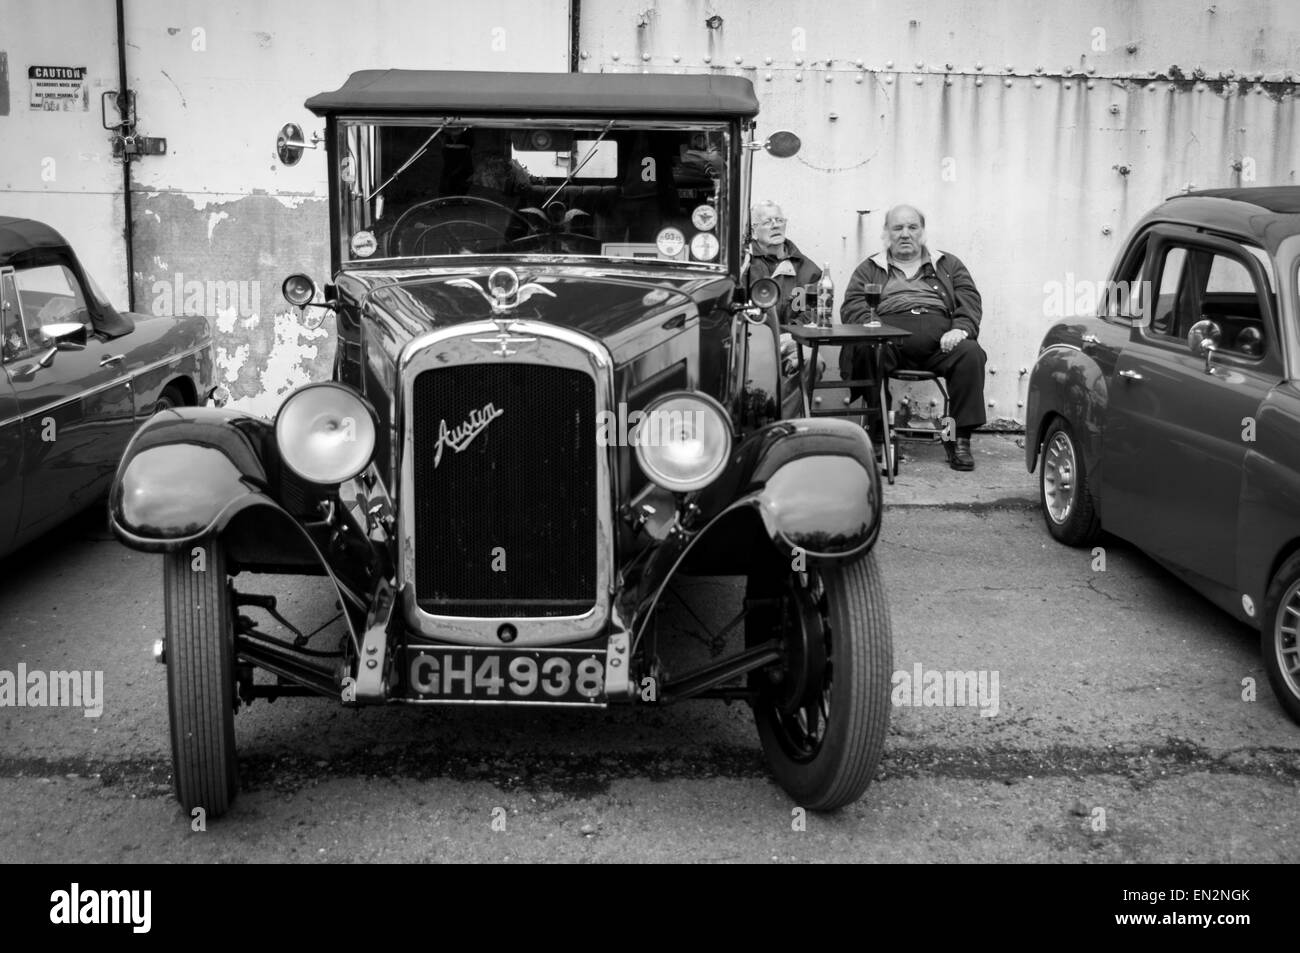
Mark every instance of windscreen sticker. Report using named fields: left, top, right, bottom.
left=690, top=232, right=719, bottom=261
left=691, top=204, right=717, bottom=231
left=350, top=230, right=377, bottom=258
left=656, top=227, right=685, bottom=259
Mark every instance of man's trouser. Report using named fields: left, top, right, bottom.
left=842, top=308, right=988, bottom=430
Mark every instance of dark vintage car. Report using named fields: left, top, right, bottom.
left=108, top=70, right=893, bottom=816
left=1, top=216, right=215, bottom=558
left=1026, top=186, right=1300, bottom=724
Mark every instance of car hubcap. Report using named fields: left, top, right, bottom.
left=1275, top=581, right=1300, bottom=698
left=769, top=573, right=832, bottom=762
left=1043, top=431, right=1076, bottom=524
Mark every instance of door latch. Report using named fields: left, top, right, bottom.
left=101, top=90, right=167, bottom=158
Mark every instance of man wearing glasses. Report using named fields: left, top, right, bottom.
left=840, top=204, right=987, bottom=471
left=743, top=200, right=823, bottom=324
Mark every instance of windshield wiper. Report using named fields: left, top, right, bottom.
left=541, top=121, right=616, bottom=208
left=365, top=119, right=455, bottom=203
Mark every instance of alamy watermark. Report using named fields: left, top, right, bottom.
left=150, top=271, right=261, bottom=318
left=0, top=664, right=103, bottom=717
left=891, top=663, right=999, bottom=717
left=596, top=403, right=709, bottom=448
left=1043, top=274, right=1152, bottom=320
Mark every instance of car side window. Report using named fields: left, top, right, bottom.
left=1146, top=244, right=1268, bottom=360
left=1, top=271, right=29, bottom=362
left=13, top=264, right=91, bottom=343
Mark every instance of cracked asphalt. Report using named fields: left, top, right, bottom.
left=1, top=479, right=1296, bottom=863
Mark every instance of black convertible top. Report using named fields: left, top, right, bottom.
left=0, top=215, right=71, bottom=267
left=306, top=69, right=760, bottom=119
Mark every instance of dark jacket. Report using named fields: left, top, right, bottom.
left=743, top=239, right=823, bottom=324
left=840, top=249, right=983, bottom=338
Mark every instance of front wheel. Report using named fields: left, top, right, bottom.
left=747, top=553, right=892, bottom=810
left=162, top=542, right=239, bottom=816
left=1260, top=554, right=1300, bottom=725
left=1039, top=417, right=1100, bottom=546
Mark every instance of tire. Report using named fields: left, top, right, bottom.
left=747, top=552, right=893, bottom=811
left=153, top=384, right=186, bottom=414
left=1039, top=417, right=1100, bottom=546
left=1260, top=554, right=1300, bottom=725
left=162, top=542, right=239, bottom=816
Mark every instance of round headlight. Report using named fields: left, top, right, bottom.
left=282, top=273, right=317, bottom=307
left=633, top=392, right=732, bottom=493
left=749, top=277, right=779, bottom=310
left=275, top=383, right=377, bottom=484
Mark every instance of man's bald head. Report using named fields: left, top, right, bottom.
left=882, top=204, right=927, bottom=262
left=884, top=205, right=926, bottom=229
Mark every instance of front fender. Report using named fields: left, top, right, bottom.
left=109, top=406, right=276, bottom=551
left=1024, top=338, right=1109, bottom=478
left=630, top=417, right=882, bottom=633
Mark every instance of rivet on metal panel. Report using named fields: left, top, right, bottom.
left=764, top=56, right=773, bottom=65
left=1195, top=83, right=1205, bottom=92
left=1113, top=164, right=1130, bottom=176
left=1035, top=65, right=1044, bottom=73
left=915, top=76, right=923, bottom=85
left=826, top=74, right=833, bottom=83
left=580, top=51, right=589, bottom=60
left=976, top=78, right=984, bottom=87
left=1064, top=65, right=1073, bottom=75
left=1086, top=80, right=1095, bottom=89
left=946, top=62, right=954, bottom=70
left=945, top=78, right=953, bottom=86
left=1064, top=82, right=1072, bottom=89
left=1018, top=367, right=1028, bottom=376
left=855, top=75, right=863, bottom=83
left=885, top=75, right=894, bottom=85
left=765, top=72, right=773, bottom=82
left=1034, top=78, right=1042, bottom=88
left=1126, top=43, right=1139, bottom=54
left=1004, top=78, right=1013, bottom=87
left=987, top=400, right=995, bottom=407
left=1101, top=225, right=1113, bottom=235
left=612, top=52, right=620, bottom=61
left=1148, top=68, right=1158, bottom=76
left=989, top=366, right=997, bottom=375
left=795, top=72, right=803, bottom=82
left=795, top=57, right=804, bottom=66
left=829, top=112, right=838, bottom=120
left=703, top=54, right=712, bottom=63
left=642, top=53, right=651, bottom=62
left=1017, top=401, right=1024, bottom=408
left=705, top=14, right=724, bottom=29
left=855, top=59, right=864, bottom=68
left=915, top=60, right=924, bottom=69
left=1005, top=63, right=1014, bottom=72
left=1109, top=104, right=1120, bottom=114
left=975, top=62, right=984, bottom=71
left=734, top=55, right=743, bottom=64
left=886, top=60, right=894, bottom=69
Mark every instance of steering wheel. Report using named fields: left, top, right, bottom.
left=410, top=220, right=508, bottom=256
left=386, top=195, right=534, bottom=257
left=509, top=231, right=605, bottom=255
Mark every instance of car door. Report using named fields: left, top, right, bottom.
left=1101, top=226, right=1282, bottom=591
left=2, top=263, right=135, bottom=542
left=0, top=271, right=25, bottom=554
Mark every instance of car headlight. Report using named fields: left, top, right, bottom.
left=633, top=392, right=732, bottom=493
left=275, top=383, right=377, bottom=484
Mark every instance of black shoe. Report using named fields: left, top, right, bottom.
left=950, top=437, right=974, bottom=471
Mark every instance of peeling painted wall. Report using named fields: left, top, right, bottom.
left=121, top=0, right=572, bottom=414
left=581, top=0, right=1300, bottom=425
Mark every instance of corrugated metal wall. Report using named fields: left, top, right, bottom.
left=4, top=0, right=1298, bottom=421
left=580, top=0, right=1300, bottom=424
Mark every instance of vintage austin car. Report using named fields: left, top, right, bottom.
left=1, top=216, right=214, bottom=558
left=108, top=70, right=892, bottom=816
left=1026, top=187, right=1300, bottom=725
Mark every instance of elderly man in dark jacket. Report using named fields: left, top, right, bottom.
left=840, top=204, right=987, bottom=470
left=743, top=200, right=822, bottom=324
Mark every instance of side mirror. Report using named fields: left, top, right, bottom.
left=283, top=273, right=335, bottom=331
left=1188, top=318, right=1222, bottom=373
left=742, top=277, right=780, bottom=324
left=276, top=123, right=323, bottom=166
left=763, top=131, right=802, bottom=158
left=34, top=321, right=87, bottom=369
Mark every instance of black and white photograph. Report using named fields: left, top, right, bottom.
left=0, top=0, right=1295, bottom=900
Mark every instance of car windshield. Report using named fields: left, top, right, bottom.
left=336, top=118, right=729, bottom=268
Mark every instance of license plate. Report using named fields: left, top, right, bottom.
left=404, top=647, right=605, bottom=705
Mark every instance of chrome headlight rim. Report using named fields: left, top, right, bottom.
left=274, top=381, right=378, bottom=485
left=633, top=390, right=733, bottom=494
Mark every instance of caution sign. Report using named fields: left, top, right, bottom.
left=29, top=65, right=88, bottom=111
